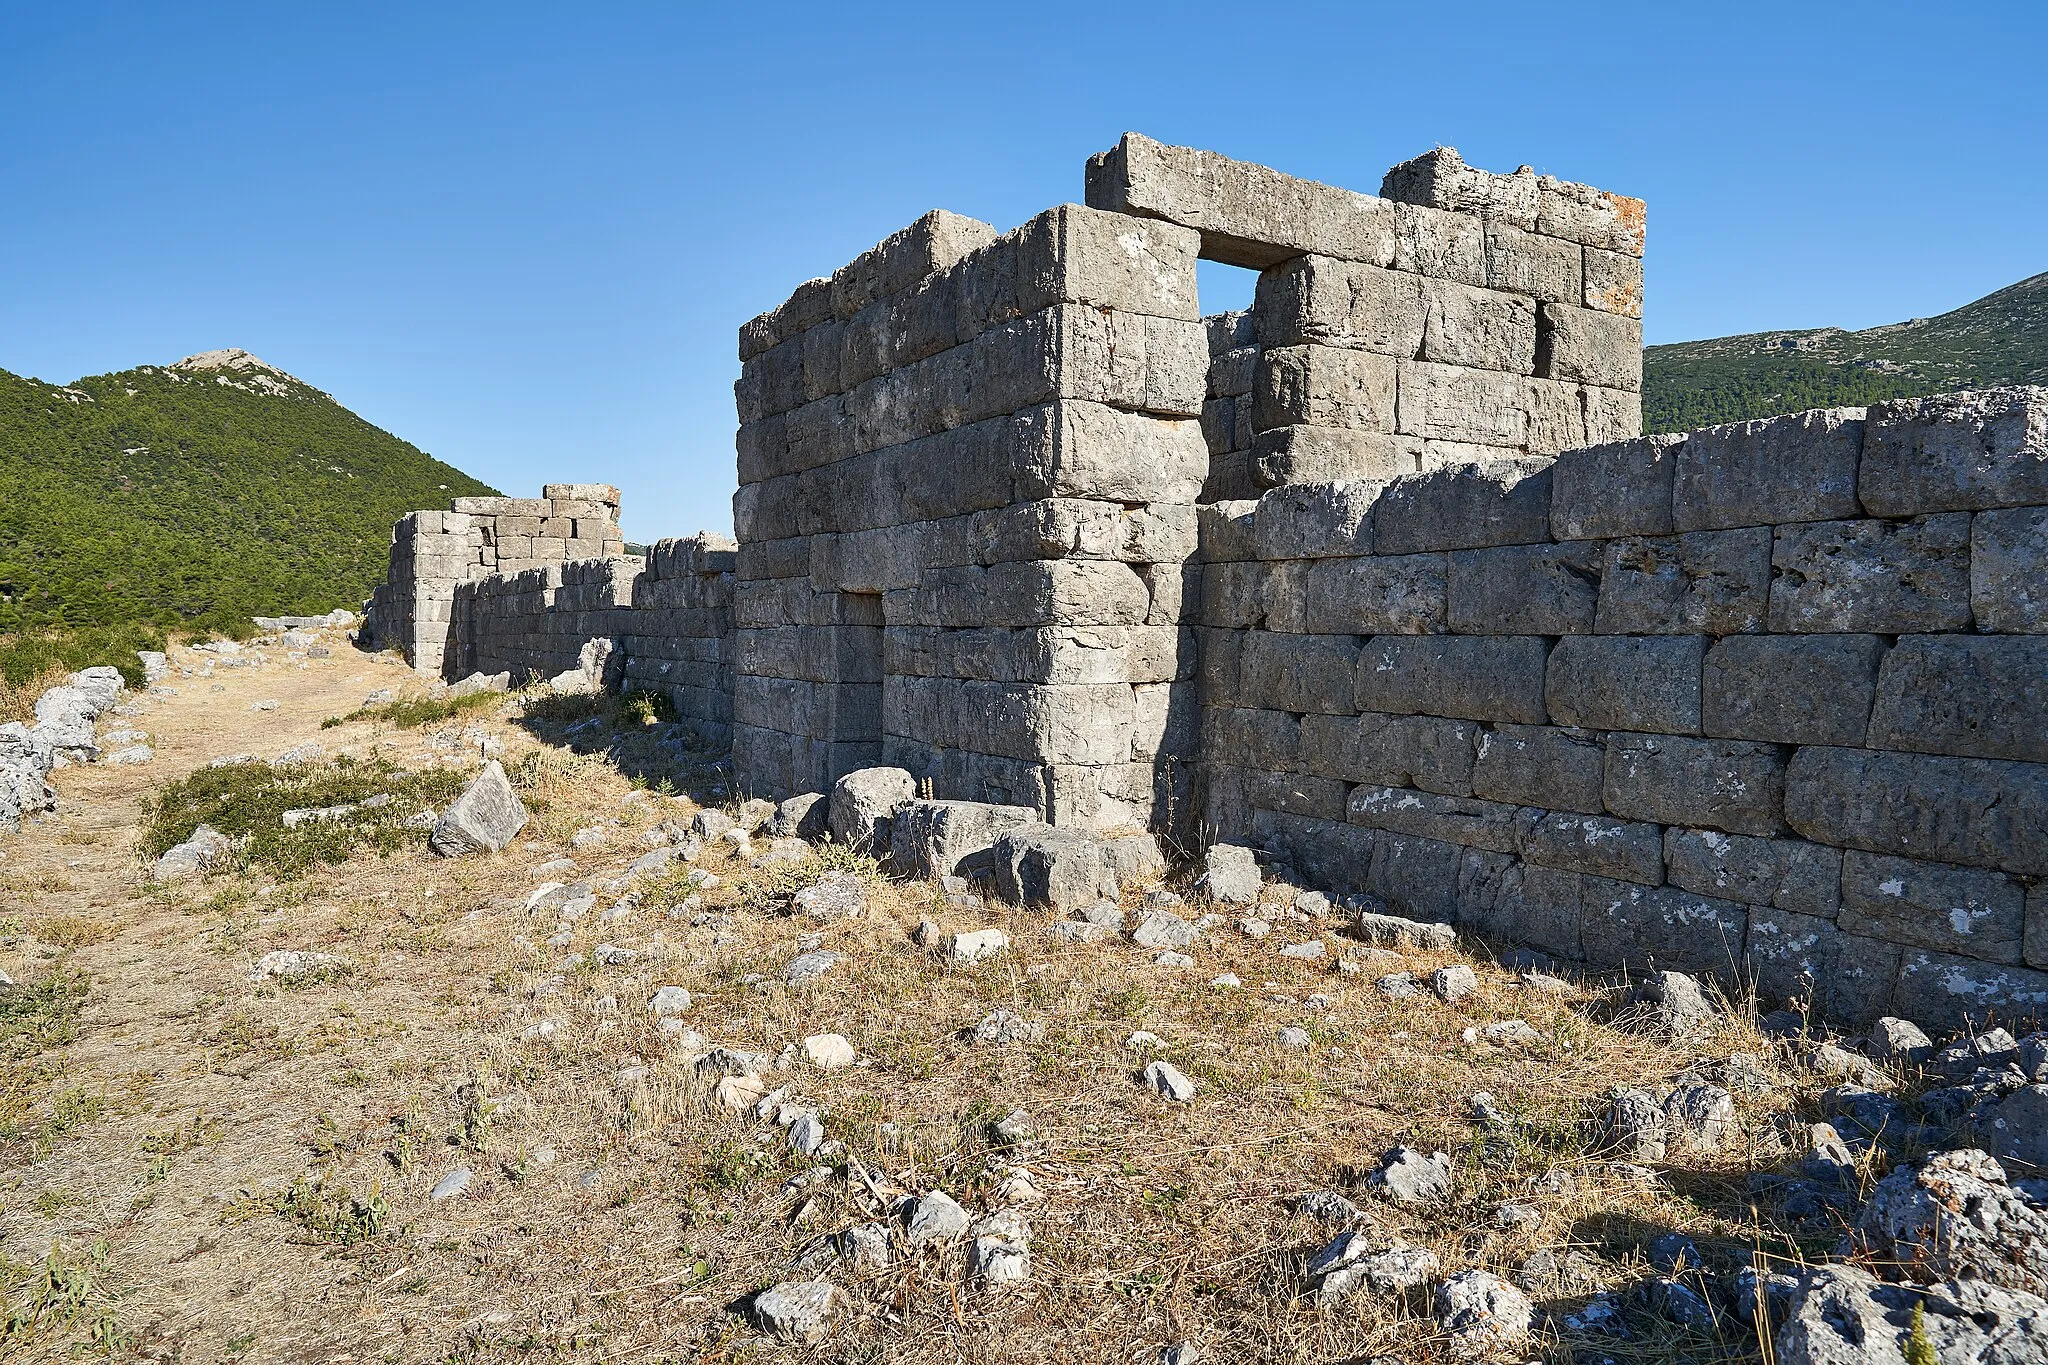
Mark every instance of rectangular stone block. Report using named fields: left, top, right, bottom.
left=1197, top=501, right=1260, bottom=564
left=1892, top=950, right=2048, bottom=1032
left=890, top=799, right=1040, bottom=881
left=1252, top=480, right=1380, bottom=559
left=1448, top=542, right=1600, bottom=634
left=2030, top=885, right=2047, bottom=970
left=1254, top=811, right=1376, bottom=894
left=741, top=276, right=833, bottom=363
left=1546, top=634, right=1704, bottom=734
left=1195, top=560, right=1270, bottom=629
left=1367, top=830, right=1465, bottom=924
left=1004, top=203, right=1202, bottom=323
left=1238, top=632, right=1360, bottom=715
left=1301, top=553, right=1447, bottom=635
left=1604, top=732, right=1786, bottom=836
left=924, top=560, right=1151, bottom=629
left=1208, top=342, right=1257, bottom=396
left=1348, top=785, right=1520, bottom=853
left=1866, top=635, right=2048, bottom=762
left=1243, top=768, right=1349, bottom=822
left=1839, top=849, right=2027, bottom=964
left=1205, top=707, right=1301, bottom=772
left=1483, top=221, right=1582, bottom=302
left=1253, top=255, right=1425, bottom=354
left=1253, top=345, right=1397, bottom=433
left=884, top=678, right=1134, bottom=766
left=1299, top=711, right=1477, bottom=795
left=1371, top=459, right=1553, bottom=553
left=1250, top=427, right=1421, bottom=487
left=829, top=208, right=996, bottom=321
left=1419, top=279, right=1536, bottom=373
left=1471, top=723, right=1606, bottom=814
left=1672, top=408, right=1864, bottom=531
left=1395, top=361, right=1530, bottom=448
left=1480, top=864, right=1585, bottom=960
left=1355, top=635, right=1550, bottom=724
left=1012, top=401, right=1209, bottom=507
left=1664, top=829, right=1841, bottom=918
left=1535, top=302, right=1640, bottom=392
left=1520, top=811, right=1664, bottom=884
left=1702, top=634, right=1884, bottom=746
left=1086, top=133, right=1399, bottom=269
left=1391, top=201, right=1485, bottom=286
left=1580, top=877, right=1747, bottom=979
left=1534, top=174, right=1647, bottom=257
left=1523, top=377, right=1589, bottom=457
left=1769, top=515, right=1973, bottom=633
left=1582, top=246, right=1644, bottom=318
left=1594, top=528, right=1771, bottom=635
left=1784, top=745, right=2048, bottom=876
left=1859, top=387, right=2048, bottom=516
left=1746, top=909, right=1899, bottom=1026
left=1585, top=385, right=1642, bottom=445
left=1549, top=434, right=1681, bottom=540
left=1381, top=147, right=1537, bottom=229
left=1973, top=506, right=2048, bottom=632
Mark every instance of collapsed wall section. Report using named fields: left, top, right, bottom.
left=730, top=206, right=1210, bottom=825
left=1091, top=137, right=1644, bottom=498
left=1192, top=386, right=2048, bottom=1031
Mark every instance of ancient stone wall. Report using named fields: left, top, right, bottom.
left=728, top=205, right=1210, bottom=825
left=621, top=535, right=737, bottom=748
left=1191, top=388, right=2048, bottom=1031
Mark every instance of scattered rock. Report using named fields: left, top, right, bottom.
left=904, top=1190, right=970, bottom=1246
left=947, top=929, right=1008, bottom=964
left=1432, top=964, right=1478, bottom=1002
left=827, top=766, right=915, bottom=854
left=1132, top=909, right=1199, bottom=951
left=1635, top=968, right=1717, bottom=1035
left=1434, top=1270, right=1533, bottom=1357
left=750, top=1280, right=845, bottom=1344
left=784, top=950, right=843, bottom=987
left=972, top=1010, right=1043, bottom=1046
left=1279, top=940, right=1325, bottom=961
left=429, top=761, right=530, bottom=856
left=1468, top=1092, right=1509, bottom=1130
left=802, top=1034, right=856, bottom=1070
left=1277, top=1026, right=1312, bottom=1050
left=1663, top=1083, right=1736, bottom=1152
left=839, top=1222, right=892, bottom=1270
left=1982, top=1085, right=2048, bottom=1172
left=1602, top=1088, right=1669, bottom=1161
left=1376, top=972, right=1419, bottom=1000
left=1646, top=1231, right=1701, bottom=1273
left=768, top=792, right=827, bottom=839
left=793, top=871, right=866, bottom=920
left=969, top=1210, right=1031, bottom=1286
left=1355, top=907, right=1456, bottom=950
left=1371, top=1146, right=1452, bottom=1206
left=1153, top=950, right=1194, bottom=969
left=1774, top=1264, right=2048, bottom=1365
left=993, top=823, right=1117, bottom=911
left=1293, top=1189, right=1360, bottom=1227
left=1856, top=1148, right=2048, bottom=1295
left=1196, top=843, right=1262, bottom=904
left=1648, top=1275, right=1718, bottom=1330
left=1480, top=1019, right=1541, bottom=1046
left=154, top=824, right=232, bottom=882
left=648, top=986, right=692, bottom=1017
left=1143, top=1060, right=1197, bottom=1102
left=430, top=1167, right=473, bottom=1201
left=1869, top=1016, right=1935, bottom=1066
left=712, top=1074, right=766, bottom=1109
left=251, top=949, right=353, bottom=982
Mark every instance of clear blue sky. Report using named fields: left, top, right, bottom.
left=3, top=1, right=2041, bottom=543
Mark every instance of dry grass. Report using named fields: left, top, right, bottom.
left=0, top=640, right=1891, bottom=1363
left=0, top=664, right=66, bottom=726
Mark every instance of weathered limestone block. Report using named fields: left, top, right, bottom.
left=1839, top=849, right=2027, bottom=964
left=1355, top=635, right=1549, bottom=724
left=1514, top=811, right=1660, bottom=883
left=1002, top=203, right=1201, bottom=324
left=1238, top=633, right=1360, bottom=715
left=1367, top=830, right=1466, bottom=925
left=1014, top=401, right=1209, bottom=505
left=1670, top=408, right=1863, bottom=531
left=1702, top=634, right=1884, bottom=746
left=1866, top=635, right=2048, bottom=762
left=993, top=823, right=1118, bottom=910
left=1582, top=246, right=1644, bottom=318
left=1545, top=635, right=1704, bottom=734
left=891, top=799, right=1038, bottom=881
left=1242, top=767, right=1348, bottom=821
left=1419, top=279, right=1536, bottom=373
left=1972, top=506, right=2048, bottom=632
left=1382, top=146, right=1537, bottom=228
left=1858, top=386, right=2048, bottom=516
left=1448, top=542, right=1600, bottom=634
left=1250, top=426, right=1419, bottom=487
left=1086, top=133, right=1399, bottom=270
left=1593, top=528, right=1771, bottom=635
left=1604, top=732, right=1787, bottom=836
left=1254, top=811, right=1376, bottom=895
left=1391, top=201, right=1486, bottom=286
left=1535, top=302, right=1641, bottom=392
left=828, top=766, right=917, bottom=853
left=1301, top=712, right=1477, bottom=795
left=1479, top=864, right=1586, bottom=960
left=429, top=761, right=529, bottom=856
left=1471, top=723, right=1606, bottom=814
left=1663, top=828, right=1841, bottom=917
left=1254, top=347, right=1397, bottom=433
left=1768, top=515, right=1972, bottom=633
left=1252, top=481, right=1380, bottom=559
left=1785, top=746, right=2048, bottom=876
left=1253, top=256, right=1424, bottom=354
left=1580, top=877, right=1747, bottom=978
left=1394, top=361, right=1529, bottom=448
left=1483, top=222, right=1581, bottom=302
left=1371, top=460, right=1553, bottom=553
left=1533, top=173, right=1647, bottom=256
left=1523, top=377, right=1591, bottom=456
left=1204, top=709, right=1301, bottom=772
left=1301, top=554, right=1447, bottom=635
left=1348, top=785, right=1520, bottom=853
left=1892, top=949, right=2048, bottom=1031
left=1196, top=500, right=1260, bottom=563
left=1746, top=908, right=1900, bottom=1024
left=885, top=679, right=1135, bottom=766
left=925, top=560, right=1151, bottom=630
left=825, top=208, right=995, bottom=322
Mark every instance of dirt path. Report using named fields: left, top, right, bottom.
left=0, top=633, right=1831, bottom=1364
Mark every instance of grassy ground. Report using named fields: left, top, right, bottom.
left=0, top=636, right=1904, bottom=1363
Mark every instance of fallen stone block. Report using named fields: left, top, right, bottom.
left=429, top=761, right=530, bottom=856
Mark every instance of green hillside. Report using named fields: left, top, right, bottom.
left=1645, top=270, right=2048, bottom=432
left=0, top=350, right=495, bottom=637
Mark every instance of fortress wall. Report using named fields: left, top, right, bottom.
left=622, top=534, right=737, bottom=747
left=1192, top=386, right=2048, bottom=1030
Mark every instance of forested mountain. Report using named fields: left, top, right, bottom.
left=0, top=350, right=495, bottom=636
left=1644, top=270, right=2048, bottom=431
